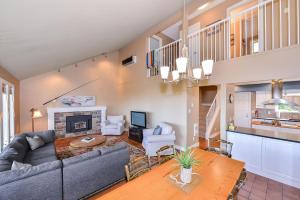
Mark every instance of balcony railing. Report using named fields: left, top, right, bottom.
left=147, top=0, right=300, bottom=77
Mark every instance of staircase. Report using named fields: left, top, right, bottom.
left=199, top=104, right=210, bottom=138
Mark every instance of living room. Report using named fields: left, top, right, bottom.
left=1, top=0, right=300, bottom=199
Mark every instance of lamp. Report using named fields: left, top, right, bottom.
left=30, top=108, right=42, bottom=132
left=202, top=60, right=214, bottom=77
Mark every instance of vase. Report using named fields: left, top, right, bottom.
left=180, top=167, right=192, bottom=184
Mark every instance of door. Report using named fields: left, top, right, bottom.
left=234, top=92, right=252, bottom=128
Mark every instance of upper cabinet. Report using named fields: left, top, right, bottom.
left=256, top=91, right=272, bottom=108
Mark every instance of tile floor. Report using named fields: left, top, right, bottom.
left=238, top=172, right=300, bottom=200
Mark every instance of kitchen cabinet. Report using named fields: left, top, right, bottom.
left=227, top=131, right=300, bottom=188
left=234, top=92, right=254, bottom=128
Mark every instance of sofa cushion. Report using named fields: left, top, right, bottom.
left=7, top=141, right=27, bottom=162
left=11, top=135, right=30, bottom=153
left=24, top=143, right=57, bottom=166
left=0, top=159, right=12, bottom=172
left=11, top=161, right=32, bottom=170
left=26, top=156, right=58, bottom=166
left=0, top=160, right=62, bottom=186
left=26, top=136, right=45, bottom=150
left=24, top=130, right=55, bottom=144
left=62, top=150, right=100, bottom=166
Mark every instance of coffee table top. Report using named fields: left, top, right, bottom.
left=70, top=135, right=106, bottom=148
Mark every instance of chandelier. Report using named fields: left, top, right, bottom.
left=160, top=0, right=214, bottom=83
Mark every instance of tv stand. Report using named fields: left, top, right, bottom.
left=129, top=126, right=144, bottom=143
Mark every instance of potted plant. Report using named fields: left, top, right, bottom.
left=174, top=148, right=199, bottom=184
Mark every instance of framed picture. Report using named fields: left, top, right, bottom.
left=60, top=96, right=96, bottom=107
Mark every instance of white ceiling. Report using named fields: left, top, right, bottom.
left=0, top=0, right=192, bottom=80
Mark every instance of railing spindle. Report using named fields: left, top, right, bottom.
left=288, top=0, right=291, bottom=46
left=298, top=0, right=300, bottom=44
left=272, top=0, right=274, bottom=49
left=280, top=0, right=282, bottom=48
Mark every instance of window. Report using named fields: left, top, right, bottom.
left=0, top=81, right=15, bottom=152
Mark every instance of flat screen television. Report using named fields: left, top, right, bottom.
left=131, top=111, right=147, bottom=128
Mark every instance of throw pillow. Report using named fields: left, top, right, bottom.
left=153, top=126, right=162, bottom=135
left=11, top=161, right=32, bottom=171
left=26, top=136, right=45, bottom=150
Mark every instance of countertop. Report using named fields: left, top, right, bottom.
left=252, top=121, right=300, bottom=130
left=253, top=117, right=300, bottom=122
left=227, top=127, right=300, bottom=143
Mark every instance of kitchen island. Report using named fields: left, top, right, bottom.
left=227, top=127, right=300, bottom=188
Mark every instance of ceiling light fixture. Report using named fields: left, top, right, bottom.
left=198, top=2, right=209, bottom=10
left=160, top=0, right=214, bottom=84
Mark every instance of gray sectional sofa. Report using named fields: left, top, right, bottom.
left=0, top=130, right=130, bottom=200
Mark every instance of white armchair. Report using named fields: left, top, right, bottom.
left=101, top=115, right=125, bottom=136
left=142, top=122, right=176, bottom=157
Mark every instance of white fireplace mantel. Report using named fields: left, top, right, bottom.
left=47, top=106, right=107, bottom=130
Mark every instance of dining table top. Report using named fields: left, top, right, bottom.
left=96, top=148, right=245, bottom=200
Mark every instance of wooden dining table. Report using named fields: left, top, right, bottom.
left=96, top=149, right=245, bottom=200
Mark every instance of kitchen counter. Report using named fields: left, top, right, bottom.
left=228, top=127, right=300, bottom=143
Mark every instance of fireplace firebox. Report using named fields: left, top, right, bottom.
left=66, top=115, right=92, bottom=133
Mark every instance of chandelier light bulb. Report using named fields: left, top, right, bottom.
left=202, top=60, right=214, bottom=76
left=160, top=66, right=170, bottom=80
left=176, top=57, right=188, bottom=73
left=172, top=70, right=180, bottom=81
left=193, top=68, right=202, bottom=80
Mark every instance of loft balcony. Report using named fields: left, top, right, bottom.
left=146, top=0, right=300, bottom=78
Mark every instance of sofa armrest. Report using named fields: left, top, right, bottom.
left=145, top=134, right=176, bottom=143
left=97, top=142, right=128, bottom=155
left=62, top=150, right=100, bottom=167
left=0, top=160, right=62, bottom=186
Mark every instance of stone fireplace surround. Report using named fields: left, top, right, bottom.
left=47, top=106, right=107, bottom=138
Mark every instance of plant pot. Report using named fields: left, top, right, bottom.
left=180, top=167, right=192, bottom=184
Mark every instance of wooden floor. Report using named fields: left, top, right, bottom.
left=89, top=135, right=300, bottom=200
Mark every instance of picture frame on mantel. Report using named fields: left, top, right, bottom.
left=60, top=96, right=96, bottom=107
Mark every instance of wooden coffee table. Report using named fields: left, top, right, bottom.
left=70, top=135, right=106, bottom=148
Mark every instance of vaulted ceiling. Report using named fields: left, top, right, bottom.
left=0, top=0, right=192, bottom=80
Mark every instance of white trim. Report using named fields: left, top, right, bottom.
left=148, top=35, right=163, bottom=52
left=226, top=0, right=255, bottom=17
left=47, top=106, right=107, bottom=130
left=189, top=0, right=226, bottom=20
